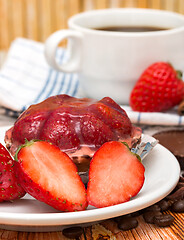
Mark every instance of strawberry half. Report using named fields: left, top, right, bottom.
left=15, top=140, right=88, bottom=212
left=0, top=143, right=25, bottom=202
left=130, top=62, right=184, bottom=112
left=87, top=141, right=145, bottom=208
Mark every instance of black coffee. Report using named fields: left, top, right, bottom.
left=94, top=26, right=170, bottom=32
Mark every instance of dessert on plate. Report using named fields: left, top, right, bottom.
left=2, top=94, right=145, bottom=211
left=5, top=94, right=141, bottom=172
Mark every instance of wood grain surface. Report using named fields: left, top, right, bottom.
left=0, top=211, right=183, bottom=239
left=0, top=212, right=184, bottom=240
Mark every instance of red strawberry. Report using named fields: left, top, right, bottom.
left=87, top=141, right=145, bottom=208
left=130, top=62, right=184, bottom=112
left=15, top=140, right=88, bottom=212
left=0, top=143, right=25, bottom=202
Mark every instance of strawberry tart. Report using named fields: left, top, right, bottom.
left=5, top=94, right=141, bottom=171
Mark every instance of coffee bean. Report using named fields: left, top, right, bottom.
left=130, top=210, right=144, bottom=217
left=171, top=199, right=184, bottom=212
left=167, top=187, right=184, bottom=200
left=153, top=214, right=174, bottom=227
left=114, top=214, right=132, bottom=224
left=177, top=182, right=184, bottom=188
left=122, top=211, right=142, bottom=218
left=180, top=170, right=184, bottom=179
left=145, top=204, right=161, bottom=212
left=62, top=226, right=83, bottom=239
left=114, top=215, right=126, bottom=224
left=143, top=211, right=162, bottom=224
left=117, top=217, right=138, bottom=231
left=157, top=200, right=170, bottom=211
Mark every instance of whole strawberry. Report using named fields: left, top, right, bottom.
left=130, top=62, right=184, bottom=112
left=0, top=143, right=25, bottom=202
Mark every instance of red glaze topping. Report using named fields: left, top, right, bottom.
left=5, top=95, right=141, bottom=157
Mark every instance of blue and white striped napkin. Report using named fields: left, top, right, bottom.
left=122, top=105, right=184, bottom=126
left=0, top=37, right=183, bottom=126
left=0, top=38, right=84, bottom=116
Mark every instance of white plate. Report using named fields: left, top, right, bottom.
left=0, top=126, right=180, bottom=232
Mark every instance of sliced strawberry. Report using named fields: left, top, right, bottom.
left=87, top=141, right=145, bottom=208
left=0, top=143, right=25, bottom=202
left=15, top=140, right=88, bottom=212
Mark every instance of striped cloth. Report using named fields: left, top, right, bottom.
left=0, top=37, right=183, bottom=126
left=0, top=38, right=83, bottom=116
left=122, top=105, right=184, bottom=126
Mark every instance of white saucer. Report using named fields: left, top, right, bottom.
left=0, top=126, right=180, bottom=232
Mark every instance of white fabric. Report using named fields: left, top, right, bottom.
left=0, top=38, right=83, bottom=112
left=123, top=106, right=184, bottom=126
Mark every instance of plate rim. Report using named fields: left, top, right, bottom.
left=0, top=125, right=180, bottom=227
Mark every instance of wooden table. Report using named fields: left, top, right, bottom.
left=0, top=211, right=183, bottom=239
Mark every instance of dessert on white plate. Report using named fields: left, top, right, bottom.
left=5, top=94, right=142, bottom=173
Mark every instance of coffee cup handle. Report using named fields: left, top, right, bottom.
left=44, top=30, right=83, bottom=73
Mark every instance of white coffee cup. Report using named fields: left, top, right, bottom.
left=45, top=8, right=184, bottom=104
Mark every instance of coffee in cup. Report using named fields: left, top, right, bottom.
left=45, top=8, right=184, bottom=104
